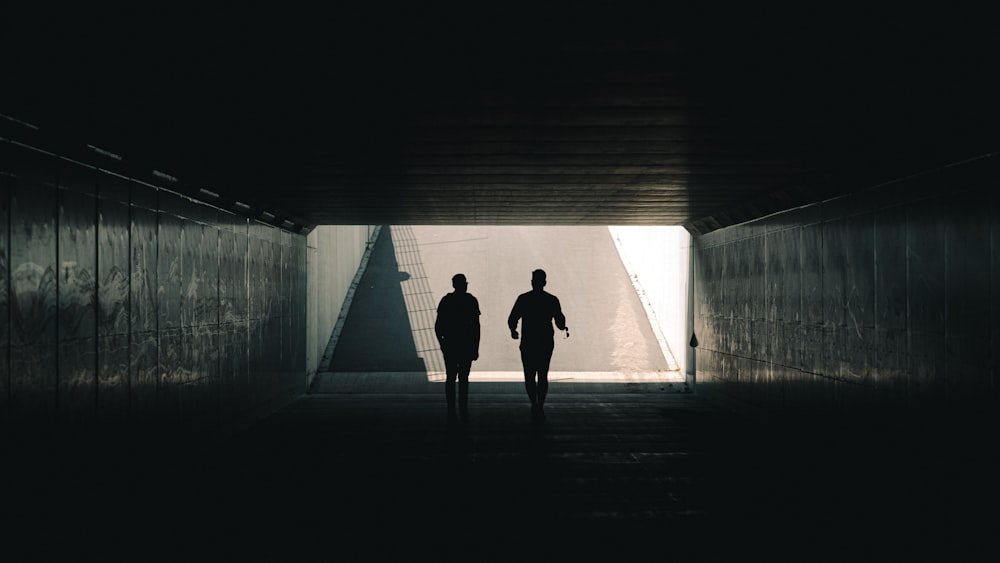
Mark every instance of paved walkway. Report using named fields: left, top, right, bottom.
left=5, top=386, right=996, bottom=561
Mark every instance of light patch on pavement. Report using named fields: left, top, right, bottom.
left=426, top=371, right=684, bottom=383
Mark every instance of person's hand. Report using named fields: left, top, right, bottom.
left=473, top=352, right=479, bottom=361
left=510, top=330, right=519, bottom=340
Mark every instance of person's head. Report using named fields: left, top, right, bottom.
left=531, top=269, right=546, bottom=291
left=452, top=273, right=468, bottom=293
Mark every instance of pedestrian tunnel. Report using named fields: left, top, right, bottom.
left=6, top=136, right=997, bottom=435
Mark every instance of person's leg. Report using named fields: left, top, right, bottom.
left=458, top=360, right=472, bottom=419
left=520, top=346, right=537, bottom=406
left=536, top=347, right=553, bottom=419
left=444, top=357, right=458, bottom=420
left=536, top=346, right=553, bottom=405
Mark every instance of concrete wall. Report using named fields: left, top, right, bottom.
left=1, top=139, right=308, bottom=436
left=692, top=154, right=1000, bottom=413
left=306, top=225, right=376, bottom=385
left=608, top=226, right=690, bottom=376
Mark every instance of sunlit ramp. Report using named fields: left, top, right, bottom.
left=314, top=225, right=689, bottom=393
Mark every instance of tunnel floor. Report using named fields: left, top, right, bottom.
left=5, top=384, right=995, bottom=562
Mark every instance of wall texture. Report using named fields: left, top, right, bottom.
left=306, top=224, right=376, bottom=385
left=608, top=226, right=690, bottom=376
left=692, top=155, right=999, bottom=413
left=1, top=139, right=307, bottom=435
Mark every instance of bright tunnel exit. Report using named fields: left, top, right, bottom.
left=316, top=226, right=690, bottom=384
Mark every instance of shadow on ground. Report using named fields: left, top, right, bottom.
left=328, top=226, right=427, bottom=373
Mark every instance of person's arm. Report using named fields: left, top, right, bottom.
left=507, top=296, right=521, bottom=339
left=434, top=297, right=446, bottom=345
left=472, top=296, right=481, bottom=360
left=553, top=296, right=567, bottom=332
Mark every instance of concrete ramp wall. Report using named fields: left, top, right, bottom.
left=306, top=225, right=377, bottom=386
left=609, top=226, right=691, bottom=376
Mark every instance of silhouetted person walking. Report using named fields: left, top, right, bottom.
left=435, top=273, right=480, bottom=424
left=508, top=269, right=567, bottom=421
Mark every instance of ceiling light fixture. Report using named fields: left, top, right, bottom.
left=86, top=144, right=123, bottom=160
left=152, top=170, right=178, bottom=183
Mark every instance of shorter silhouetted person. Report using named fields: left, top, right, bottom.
left=508, top=269, right=567, bottom=421
left=435, top=273, right=481, bottom=424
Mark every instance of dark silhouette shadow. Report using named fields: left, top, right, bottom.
left=327, top=227, right=427, bottom=372
left=507, top=269, right=568, bottom=423
left=434, top=273, right=480, bottom=425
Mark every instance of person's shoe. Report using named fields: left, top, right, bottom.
left=530, top=404, right=539, bottom=421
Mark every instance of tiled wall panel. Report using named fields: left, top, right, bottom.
left=906, top=200, right=947, bottom=334
left=727, top=239, right=748, bottom=319
left=993, top=191, right=1000, bottom=405
left=905, top=199, right=947, bottom=406
left=10, top=167, right=58, bottom=418
left=944, top=196, right=992, bottom=401
left=219, top=226, right=246, bottom=324
left=96, top=177, right=131, bottom=418
left=129, top=205, right=158, bottom=333
left=845, top=212, right=875, bottom=330
left=843, top=212, right=875, bottom=383
left=157, top=202, right=184, bottom=423
left=697, top=245, right=721, bottom=352
left=693, top=155, right=1000, bottom=412
left=746, top=235, right=766, bottom=321
left=57, top=186, right=98, bottom=419
left=246, top=227, right=265, bottom=403
left=157, top=203, right=185, bottom=332
left=874, top=206, right=907, bottom=332
left=0, top=141, right=316, bottom=434
left=822, top=218, right=848, bottom=332
left=800, top=222, right=823, bottom=327
left=286, top=233, right=307, bottom=395
left=130, top=202, right=159, bottom=416
left=873, top=204, right=908, bottom=398
left=1, top=152, right=10, bottom=419
left=265, top=230, right=283, bottom=393
left=764, top=227, right=784, bottom=321
left=185, top=221, right=208, bottom=328
left=280, top=229, right=293, bottom=389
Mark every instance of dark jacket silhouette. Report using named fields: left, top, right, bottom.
left=435, top=273, right=480, bottom=422
left=435, top=291, right=480, bottom=362
left=507, top=269, right=566, bottom=421
left=508, top=289, right=566, bottom=351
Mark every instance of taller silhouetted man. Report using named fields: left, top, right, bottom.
left=435, top=273, right=480, bottom=424
left=508, top=269, right=567, bottom=421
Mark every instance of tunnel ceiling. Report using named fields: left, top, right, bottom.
left=3, top=4, right=997, bottom=234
